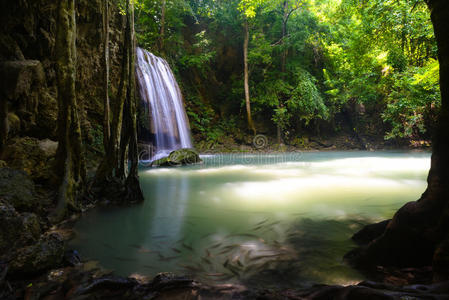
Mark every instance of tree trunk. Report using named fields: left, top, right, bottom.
left=346, top=0, right=449, bottom=282
left=243, top=20, right=256, bottom=135
left=102, top=0, right=110, bottom=150
left=159, top=0, right=166, bottom=53
left=92, top=0, right=143, bottom=203
left=53, top=0, right=85, bottom=220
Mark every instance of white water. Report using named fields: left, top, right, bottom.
left=136, top=48, right=192, bottom=161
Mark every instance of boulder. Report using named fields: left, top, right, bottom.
left=0, top=168, right=36, bottom=211
left=151, top=148, right=202, bottom=167
left=0, top=60, right=44, bottom=101
left=0, top=200, right=41, bottom=257
left=9, top=233, right=65, bottom=275
left=2, top=137, right=57, bottom=181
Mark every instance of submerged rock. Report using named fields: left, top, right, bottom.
left=0, top=168, right=36, bottom=211
left=152, top=148, right=202, bottom=167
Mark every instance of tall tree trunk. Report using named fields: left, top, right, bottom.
left=159, top=0, right=166, bottom=53
left=347, top=0, right=449, bottom=282
left=53, top=0, right=85, bottom=220
left=102, top=0, right=110, bottom=150
left=243, top=20, right=256, bottom=135
left=93, top=0, right=142, bottom=203
left=124, top=0, right=142, bottom=201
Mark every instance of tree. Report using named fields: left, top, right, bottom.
left=239, top=0, right=263, bottom=135
left=53, top=0, right=86, bottom=220
left=93, top=0, right=143, bottom=203
left=103, top=0, right=111, bottom=150
left=347, top=0, right=449, bottom=282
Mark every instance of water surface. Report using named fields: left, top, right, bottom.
left=70, top=151, right=430, bottom=288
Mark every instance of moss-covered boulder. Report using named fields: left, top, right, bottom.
left=151, top=148, right=202, bottom=167
left=0, top=168, right=36, bottom=211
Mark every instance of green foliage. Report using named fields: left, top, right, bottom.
left=134, top=0, right=440, bottom=144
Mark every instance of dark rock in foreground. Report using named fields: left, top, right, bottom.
left=152, top=148, right=202, bottom=167
left=9, top=232, right=65, bottom=276
left=0, top=168, right=36, bottom=212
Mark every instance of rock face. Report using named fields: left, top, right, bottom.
left=151, top=148, right=202, bottom=167
left=0, top=0, right=125, bottom=158
left=1, top=137, right=57, bottom=182
left=0, top=168, right=36, bottom=211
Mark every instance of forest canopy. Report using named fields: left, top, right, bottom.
left=134, top=0, right=439, bottom=148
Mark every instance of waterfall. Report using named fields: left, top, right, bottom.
left=136, top=47, right=193, bottom=162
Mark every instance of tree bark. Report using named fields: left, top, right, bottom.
left=102, top=0, right=110, bottom=150
left=243, top=19, right=256, bottom=135
left=93, top=0, right=143, bottom=203
left=159, top=0, right=166, bottom=53
left=346, top=0, right=449, bottom=282
left=53, top=0, right=85, bottom=220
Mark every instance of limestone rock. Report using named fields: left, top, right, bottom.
left=0, top=168, right=36, bottom=211
left=152, top=148, right=202, bottom=167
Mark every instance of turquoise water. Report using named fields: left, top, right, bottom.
left=70, top=151, right=430, bottom=288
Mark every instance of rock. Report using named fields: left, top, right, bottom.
left=0, top=199, right=25, bottom=255
left=352, top=219, right=391, bottom=245
left=64, top=250, right=81, bottom=267
left=2, top=137, right=57, bottom=182
left=35, top=92, right=58, bottom=138
left=0, top=200, right=41, bottom=257
left=74, top=276, right=138, bottom=296
left=0, top=168, right=36, bottom=211
left=152, top=148, right=202, bottom=167
left=0, top=60, right=44, bottom=101
left=9, top=233, right=65, bottom=276
left=0, top=160, right=6, bottom=168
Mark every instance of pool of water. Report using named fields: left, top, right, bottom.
left=70, top=151, right=430, bottom=288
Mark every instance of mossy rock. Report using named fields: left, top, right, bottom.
left=0, top=168, right=36, bottom=212
left=9, top=233, right=65, bottom=275
left=151, top=148, right=202, bottom=167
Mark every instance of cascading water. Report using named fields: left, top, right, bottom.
left=136, top=47, right=193, bottom=162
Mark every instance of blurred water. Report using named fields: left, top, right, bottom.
left=70, top=151, right=430, bottom=288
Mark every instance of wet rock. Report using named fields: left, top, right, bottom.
left=74, top=276, right=138, bottom=296
left=64, top=250, right=81, bottom=267
left=150, top=272, right=196, bottom=291
left=2, top=137, right=57, bottom=182
left=352, top=219, right=390, bottom=245
left=9, top=233, right=65, bottom=276
left=152, top=148, right=202, bottom=167
left=0, top=167, right=36, bottom=211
